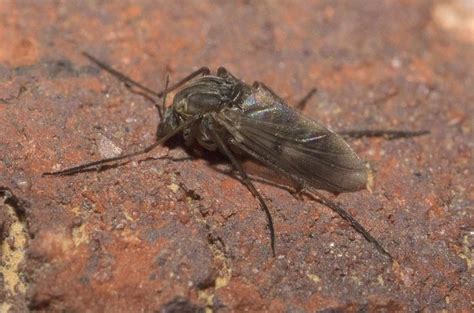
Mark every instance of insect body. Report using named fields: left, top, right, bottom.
left=44, top=54, right=428, bottom=260
left=161, top=68, right=368, bottom=193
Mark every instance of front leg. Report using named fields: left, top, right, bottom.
left=43, top=115, right=201, bottom=177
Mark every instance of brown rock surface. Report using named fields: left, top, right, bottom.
left=0, top=1, right=472, bottom=312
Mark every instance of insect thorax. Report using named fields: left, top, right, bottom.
left=174, top=76, right=241, bottom=116
left=156, top=75, right=248, bottom=140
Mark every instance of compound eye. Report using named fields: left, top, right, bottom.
left=175, top=100, right=188, bottom=112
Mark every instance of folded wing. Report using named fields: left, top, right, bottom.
left=219, top=86, right=368, bottom=193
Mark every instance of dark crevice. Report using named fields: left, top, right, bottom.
left=159, top=296, right=205, bottom=313
left=0, top=187, right=28, bottom=222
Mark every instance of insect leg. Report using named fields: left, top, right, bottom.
left=251, top=81, right=281, bottom=100
left=338, top=129, right=429, bottom=140
left=224, top=136, right=392, bottom=260
left=206, top=117, right=276, bottom=256
left=295, top=88, right=318, bottom=111
left=307, top=188, right=393, bottom=261
left=43, top=115, right=202, bottom=177
left=252, top=81, right=317, bottom=112
left=216, top=67, right=236, bottom=79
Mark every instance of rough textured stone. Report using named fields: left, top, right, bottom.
left=0, top=1, right=472, bottom=312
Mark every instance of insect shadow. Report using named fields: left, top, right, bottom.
left=44, top=53, right=428, bottom=261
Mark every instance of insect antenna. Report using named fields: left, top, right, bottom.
left=82, top=52, right=211, bottom=98
left=207, top=118, right=276, bottom=256
left=83, top=52, right=162, bottom=98
left=83, top=52, right=210, bottom=121
left=83, top=52, right=167, bottom=120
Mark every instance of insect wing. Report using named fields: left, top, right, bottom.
left=221, top=85, right=368, bottom=192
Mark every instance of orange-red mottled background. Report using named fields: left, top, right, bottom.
left=0, top=1, right=472, bottom=312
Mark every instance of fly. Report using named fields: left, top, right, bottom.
left=44, top=53, right=428, bottom=260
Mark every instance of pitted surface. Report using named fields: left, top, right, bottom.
left=0, top=1, right=472, bottom=311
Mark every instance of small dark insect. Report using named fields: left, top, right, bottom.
left=44, top=53, right=428, bottom=260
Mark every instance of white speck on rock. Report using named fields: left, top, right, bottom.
left=99, top=135, right=122, bottom=158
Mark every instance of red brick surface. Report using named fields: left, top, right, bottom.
left=0, top=1, right=472, bottom=312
